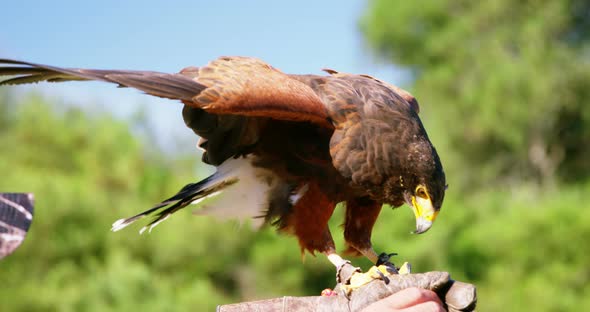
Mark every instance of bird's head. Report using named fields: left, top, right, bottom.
left=384, top=139, right=446, bottom=235
left=403, top=142, right=446, bottom=235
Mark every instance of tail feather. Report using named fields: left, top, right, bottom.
left=111, top=155, right=283, bottom=234
left=111, top=174, right=238, bottom=233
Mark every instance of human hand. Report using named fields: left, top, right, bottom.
left=361, top=287, right=445, bottom=311
left=335, top=266, right=476, bottom=312
left=218, top=272, right=475, bottom=311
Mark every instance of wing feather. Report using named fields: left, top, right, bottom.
left=187, top=56, right=332, bottom=127
left=0, top=59, right=205, bottom=101
left=0, top=57, right=332, bottom=127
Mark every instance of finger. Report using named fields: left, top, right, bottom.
left=384, top=287, right=443, bottom=309
left=400, top=300, right=446, bottom=312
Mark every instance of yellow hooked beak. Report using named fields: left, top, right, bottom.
left=411, top=187, right=438, bottom=234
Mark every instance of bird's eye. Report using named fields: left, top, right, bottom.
left=415, top=185, right=428, bottom=199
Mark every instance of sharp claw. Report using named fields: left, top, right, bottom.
left=375, top=269, right=390, bottom=284
left=376, top=252, right=398, bottom=266
left=375, top=251, right=399, bottom=275
left=384, top=262, right=398, bottom=275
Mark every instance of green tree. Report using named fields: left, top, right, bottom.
left=361, top=0, right=590, bottom=187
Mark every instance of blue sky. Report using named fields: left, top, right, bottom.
left=1, top=0, right=405, bottom=152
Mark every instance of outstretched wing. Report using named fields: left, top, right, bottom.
left=0, top=56, right=422, bottom=190
left=0, top=57, right=332, bottom=128
left=0, top=59, right=204, bottom=101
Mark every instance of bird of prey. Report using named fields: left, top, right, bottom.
left=0, top=56, right=446, bottom=286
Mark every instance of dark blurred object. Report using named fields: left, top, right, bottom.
left=0, top=193, right=34, bottom=259
left=218, top=271, right=476, bottom=312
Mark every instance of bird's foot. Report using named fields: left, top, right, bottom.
left=338, top=252, right=412, bottom=296
left=342, top=264, right=395, bottom=295
left=376, top=252, right=399, bottom=276
left=375, top=251, right=412, bottom=275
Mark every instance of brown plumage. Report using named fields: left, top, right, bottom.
left=0, top=56, right=446, bottom=268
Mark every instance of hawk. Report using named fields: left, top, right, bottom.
left=0, top=57, right=446, bottom=285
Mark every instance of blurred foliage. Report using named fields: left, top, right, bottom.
left=0, top=2, right=589, bottom=310
left=362, top=0, right=590, bottom=188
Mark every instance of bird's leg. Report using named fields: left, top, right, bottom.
left=343, top=198, right=387, bottom=264
left=284, top=188, right=363, bottom=290
left=355, top=245, right=380, bottom=264
left=282, top=182, right=338, bottom=256
left=337, top=198, right=409, bottom=294
left=324, top=249, right=361, bottom=285
left=351, top=245, right=403, bottom=274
